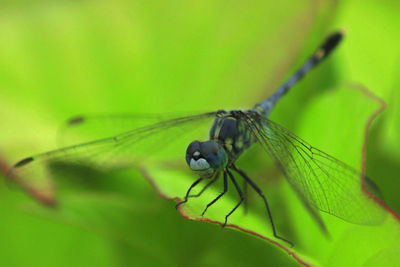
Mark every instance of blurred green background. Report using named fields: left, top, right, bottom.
left=1, top=0, right=400, bottom=266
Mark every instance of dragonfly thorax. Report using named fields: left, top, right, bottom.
left=186, top=140, right=228, bottom=178
left=209, top=112, right=256, bottom=162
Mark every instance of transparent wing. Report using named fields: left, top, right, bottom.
left=58, top=112, right=207, bottom=146
left=244, top=114, right=386, bottom=225
left=8, top=112, right=217, bottom=205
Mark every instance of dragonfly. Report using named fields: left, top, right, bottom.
left=8, top=31, right=385, bottom=247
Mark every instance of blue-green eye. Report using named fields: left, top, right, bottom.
left=186, top=140, right=228, bottom=177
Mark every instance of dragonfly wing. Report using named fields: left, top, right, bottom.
left=291, top=184, right=329, bottom=235
left=58, top=113, right=206, bottom=146
left=8, top=112, right=217, bottom=205
left=244, top=115, right=386, bottom=225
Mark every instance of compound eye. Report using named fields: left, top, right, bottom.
left=200, top=141, right=219, bottom=157
left=185, top=140, right=227, bottom=178
left=186, top=141, right=201, bottom=165
left=186, top=141, right=200, bottom=155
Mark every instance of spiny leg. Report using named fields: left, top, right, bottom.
left=232, top=164, right=294, bottom=247
left=176, top=177, right=203, bottom=209
left=223, top=169, right=244, bottom=227
left=188, top=174, right=219, bottom=199
left=201, top=171, right=228, bottom=217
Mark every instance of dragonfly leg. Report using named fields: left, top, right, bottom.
left=243, top=179, right=248, bottom=214
left=232, top=164, right=294, bottom=247
left=176, top=177, right=203, bottom=209
left=188, top=174, right=219, bottom=199
left=201, top=171, right=228, bottom=217
left=223, top=169, right=244, bottom=227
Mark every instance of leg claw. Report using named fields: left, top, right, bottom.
left=222, top=218, right=228, bottom=228
left=175, top=201, right=184, bottom=209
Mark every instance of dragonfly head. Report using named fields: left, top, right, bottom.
left=186, top=140, right=228, bottom=178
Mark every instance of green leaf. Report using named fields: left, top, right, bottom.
left=1, top=1, right=400, bottom=267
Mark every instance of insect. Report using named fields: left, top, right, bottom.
left=8, top=31, right=385, bottom=247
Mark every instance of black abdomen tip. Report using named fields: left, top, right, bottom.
left=320, top=31, right=344, bottom=57
left=68, top=116, right=85, bottom=125
left=14, top=157, right=34, bottom=168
